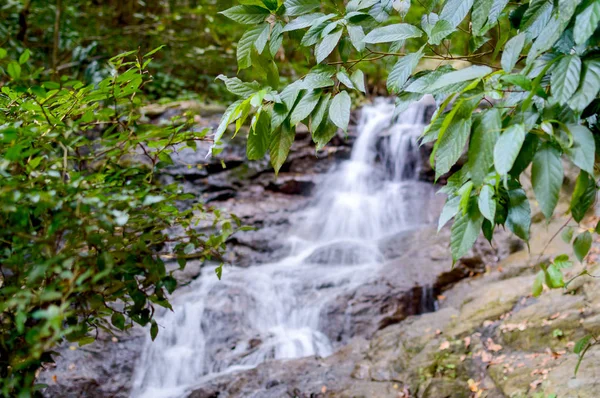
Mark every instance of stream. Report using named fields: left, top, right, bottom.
left=130, top=98, right=439, bottom=398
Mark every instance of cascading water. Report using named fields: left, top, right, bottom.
left=131, top=98, right=437, bottom=398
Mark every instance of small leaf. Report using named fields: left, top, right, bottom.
left=570, top=171, right=597, bottom=223
left=387, top=48, right=424, bottom=94
left=363, top=23, right=423, bottom=44
left=247, top=109, right=271, bottom=160
left=290, top=90, right=321, bottom=125
left=531, top=144, right=563, bottom=219
left=283, top=13, right=326, bottom=31
left=494, top=124, right=526, bottom=175
left=574, top=335, right=592, bottom=355
left=478, top=184, right=496, bottom=222
left=544, top=263, right=564, bottom=289
left=284, top=0, right=320, bottom=16
left=428, top=65, right=492, bottom=91
left=467, top=109, right=501, bottom=187
left=428, top=19, right=455, bottom=45
left=329, top=91, right=351, bottom=132
left=220, top=5, right=270, bottom=24
left=309, top=93, right=331, bottom=132
left=501, top=33, right=526, bottom=73
left=561, top=226, right=574, bottom=243
left=440, top=0, right=475, bottom=28
left=7, top=61, right=21, bottom=80
left=532, top=270, right=544, bottom=297
left=351, top=69, right=366, bottom=93
left=215, top=264, right=223, bottom=280
left=471, top=0, right=494, bottom=35
left=150, top=320, right=159, bottom=341
left=438, top=195, right=461, bottom=232
left=507, top=188, right=531, bottom=241
left=435, top=117, right=472, bottom=179
left=19, top=49, right=30, bottom=65
left=237, top=24, right=269, bottom=70
left=337, top=70, right=355, bottom=89
left=316, top=28, right=343, bottom=63
left=270, top=122, right=296, bottom=174
left=565, top=124, right=596, bottom=175
left=451, top=199, right=484, bottom=263
left=574, top=1, right=600, bottom=45
left=568, top=60, right=600, bottom=112
left=573, top=231, right=592, bottom=262
left=347, top=24, right=366, bottom=52
left=111, top=312, right=126, bottom=330
left=312, top=118, right=338, bottom=150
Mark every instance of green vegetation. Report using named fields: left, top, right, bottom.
left=1, top=0, right=600, bottom=396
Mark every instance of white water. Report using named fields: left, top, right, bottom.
left=131, top=98, right=436, bottom=398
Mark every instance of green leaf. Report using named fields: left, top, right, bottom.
left=467, top=109, right=501, bottom=187
left=488, top=0, right=510, bottom=27
left=283, top=13, right=325, bottom=31
left=521, top=0, right=553, bottom=39
left=255, top=23, right=271, bottom=54
left=507, top=188, right=531, bottom=241
left=544, top=263, right=565, bottom=288
left=213, top=100, right=244, bottom=145
left=552, top=55, right=582, bottom=104
left=336, top=70, right=354, bottom=90
left=387, top=48, right=424, bottom=94
left=312, top=118, right=338, bottom=150
left=440, top=0, right=475, bottom=28
left=574, top=335, right=592, bottom=355
left=216, top=75, right=261, bottom=97
left=574, top=231, right=592, bottom=262
left=459, top=181, right=474, bottom=215
left=237, top=24, right=269, bottom=70
left=270, top=122, right=296, bottom=174
left=478, top=185, right=497, bottom=222
left=363, top=23, right=423, bottom=44
left=302, top=67, right=336, bottom=90
left=428, top=20, right=456, bottom=45
left=347, top=24, right=366, bottom=52
left=451, top=200, right=484, bottom=263
left=438, top=195, right=461, bottom=232
left=291, top=90, right=321, bottom=125
left=7, top=61, right=21, bottom=80
left=494, top=124, right=526, bottom=175
left=270, top=22, right=284, bottom=57
left=427, top=65, right=492, bottom=91
left=421, top=13, right=439, bottom=36
left=532, top=270, right=544, bottom=297
left=351, top=69, right=366, bottom=93
left=565, top=124, right=596, bottom=175
left=531, top=144, right=563, bottom=219
left=435, top=117, right=472, bottom=179
left=526, top=16, right=563, bottom=64
left=220, top=5, right=270, bottom=24
left=316, top=28, right=344, bottom=63
left=215, top=264, right=223, bottom=280
left=562, top=226, right=574, bottom=243
left=247, top=109, right=271, bottom=160
left=569, top=60, right=600, bottom=112
left=111, top=312, right=126, bottom=330
left=310, top=93, right=331, bottom=132
left=329, top=91, right=351, bottom=132
left=570, top=171, right=597, bottom=223
left=471, top=0, right=493, bottom=35
left=554, top=254, right=573, bottom=269
left=150, top=320, right=159, bottom=341
left=18, top=49, right=30, bottom=65
left=301, top=14, right=335, bottom=46
left=284, top=0, right=320, bottom=16
left=574, top=1, right=600, bottom=45
left=501, top=33, right=526, bottom=73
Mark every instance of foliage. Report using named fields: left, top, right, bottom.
left=0, top=48, right=233, bottom=396
left=217, top=0, right=600, bottom=371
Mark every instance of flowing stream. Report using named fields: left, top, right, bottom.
left=131, top=98, right=437, bottom=398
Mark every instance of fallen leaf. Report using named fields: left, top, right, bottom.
left=439, top=341, right=450, bottom=350
left=464, top=336, right=471, bottom=349
left=52, top=375, right=58, bottom=383
left=321, top=386, right=327, bottom=393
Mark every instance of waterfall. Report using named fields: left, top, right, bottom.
left=130, top=98, right=436, bottom=398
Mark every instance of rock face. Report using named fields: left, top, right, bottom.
left=185, top=216, right=600, bottom=398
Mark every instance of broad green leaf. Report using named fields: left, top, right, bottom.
left=565, top=124, right=595, bottom=175
left=569, top=60, right=600, bottom=112
left=438, top=195, right=461, bottom=232
left=531, top=144, right=563, bottom=219
left=494, top=124, right=526, bottom=175
left=347, top=24, right=366, bottom=52
left=220, top=5, right=270, bottom=24
left=574, top=335, right=592, bottom=354
left=574, top=1, right=600, bottom=45
left=369, top=0, right=395, bottom=22
left=312, top=118, right=338, bottom=150
left=544, top=263, right=565, bottom=288
left=532, top=270, right=544, bottom=297
left=283, top=13, right=326, bottom=31
left=363, top=23, right=423, bottom=44
left=467, top=109, right=501, bottom=187
left=421, top=13, right=439, bottom=36
left=510, top=133, right=540, bottom=177
left=284, top=0, right=320, bottom=16
left=150, top=320, right=159, bottom=341
left=310, top=93, right=331, bottom=132
left=18, top=49, right=30, bottom=65
left=487, top=0, right=509, bottom=27
left=450, top=200, right=484, bottom=263
left=521, top=0, right=553, bottom=39
left=478, top=184, right=496, bottom=222
left=574, top=231, right=592, bottom=262
left=237, top=24, right=269, bottom=69
left=270, top=122, right=296, bottom=174
left=482, top=219, right=494, bottom=243
left=7, top=62, right=21, bottom=80
left=290, top=90, right=321, bottom=125
left=435, top=117, right=471, bottom=179
left=329, top=91, right=351, bottom=132
left=501, top=33, right=526, bottom=73
left=351, top=70, right=367, bottom=93
left=427, top=65, right=492, bottom=91
left=302, top=67, right=336, bottom=89
left=216, top=75, right=261, bottom=97
left=571, top=172, right=597, bottom=223
left=247, top=110, right=271, bottom=160
left=526, top=16, right=563, bottom=64
left=459, top=181, right=474, bottom=215
left=428, top=20, right=455, bottom=45
left=471, top=0, right=493, bottom=35
left=507, top=188, right=531, bottom=241
left=213, top=100, right=244, bottom=145
left=562, top=226, right=574, bottom=243
left=554, top=254, right=573, bottom=269
left=301, top=14, right=336, bottom=46
left=395, top=92, right=424, bottom=117
left=551, top=55, right=582, bottom=104
left=387, top=48, right=424, bottom=94
left=111, top=312, right=126, bottom=330
left=255, top=23, right=271, bottom=54
left=270, top=22, right=284, bottom=57
left=337, top=70, right=355, bottom=89
left=316, top=28, right=344, bottom=63
left=440, top=0, right=475, bottom=28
